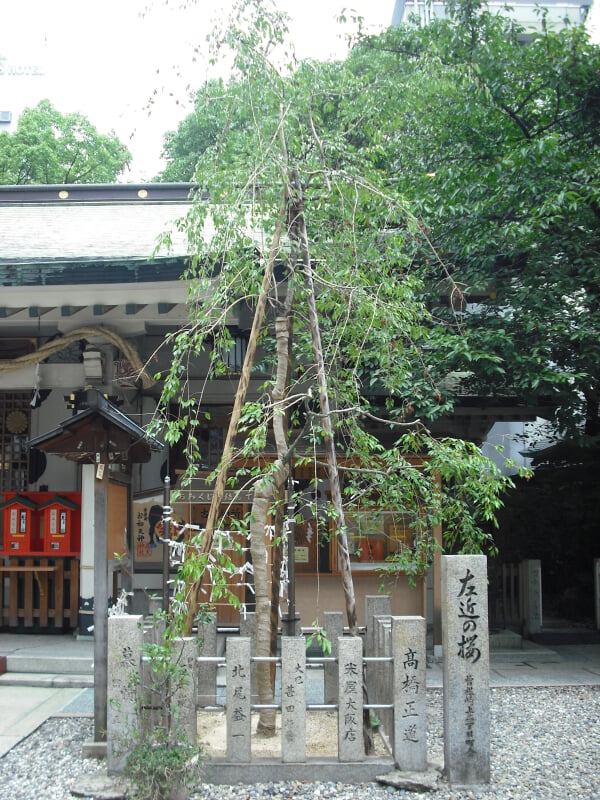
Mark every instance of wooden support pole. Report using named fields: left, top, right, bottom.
left=94, top=464, right=109, bottom=742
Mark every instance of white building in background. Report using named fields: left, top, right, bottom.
left=587, top=0, right=600, bottom=39
left=0, top=55, right=46, bottom=133
left=392, top=0, right=593, bottom=31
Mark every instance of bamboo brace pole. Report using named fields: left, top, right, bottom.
left=184, top=192, right=288, bottom=633
left=293, top=169, right=358, bottom=635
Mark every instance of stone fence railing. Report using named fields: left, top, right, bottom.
left=106, top=555, right=491, bottom=787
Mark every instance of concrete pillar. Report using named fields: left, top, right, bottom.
left=392, top=616, right=427, bottom=772
left=281, top=636, right=306, bottom=763
left=107, top=615, right=143, bottom=774
left=226, top=637, right=252, bottom=762
left=442, top=555, right=490, bottom=786
left=338, top=636, right=364, bottom=762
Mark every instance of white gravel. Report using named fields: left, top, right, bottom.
left=0, top=686, right=598, bottom=800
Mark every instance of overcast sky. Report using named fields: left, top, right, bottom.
left=0, top=0, right=394, bottom=180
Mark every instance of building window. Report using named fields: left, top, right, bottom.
left=344, top=511, right=416, bottom=569
left=222, top=334, right=248, bottom=373
left=0, top=392, right=30, bottom=492
left=198, top=423, right=225, bottom=470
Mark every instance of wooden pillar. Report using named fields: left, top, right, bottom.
left=94, top=464, right=109, bottom=742
left=79, top=464, right=96, bottom=635
left=432, top=473, right=443, bottom=654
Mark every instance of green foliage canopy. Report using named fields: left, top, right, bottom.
left=159, top=1, right=600, bottom=445
left=0, top=99, right=131, bottom=184
left=346, top=1, right=600, bottom=442
left=154, top=0, right=515, bottom=587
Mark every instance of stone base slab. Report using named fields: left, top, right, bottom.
left=82, top=740, right=108, bottom=759
left=206, top=757, right=396, bottom=784
left=376, top=761, right=444, bottom=792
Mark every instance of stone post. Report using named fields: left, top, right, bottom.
left=519, top=559, right=542, bottom=636
left=141, top=616, right=165, bottom=732
left=442, top=555, right=490, bottom=786
left=197, top=617, right=217, bottom=707
left=281, top=636, right=307, bottom=762
left=171, top=637, right=198, bottom=742
left=239, top=611, right=257, bottom=699
left=107, top=614, right=143, bottom=774
left=502, top=563, right=519, bottom=626
left=338, top=636, right=364, bottom=762
left=226, top=637, right=252, bottom=762
left=375, top=617, right=393, bottom=740
left=323, top=611, right=343, bottom=704
left=365, top=595, right=391, bottom=655
left=365, top=595, right=391, bottom=708
left=392, top=616, right=427, bottom=772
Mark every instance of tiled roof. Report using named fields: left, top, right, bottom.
left=0, top=202, right=192, bottom=262
left=0, top=184, right=284, bottom=289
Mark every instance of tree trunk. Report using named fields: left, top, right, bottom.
left=249, top=474, right=282, bottom=737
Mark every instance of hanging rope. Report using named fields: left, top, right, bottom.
left=0, top=324, right=154, bottom=388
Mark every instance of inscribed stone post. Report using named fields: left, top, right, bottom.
left=196, top=617, right=217, bottom=707
left=171, top=637, right=198, bottom=742
left=107, top=615, right=143, bottom=774
left=226, top=637, right=252, bottom=762
left=281, top=636, right=306, bottom=763
left=442, top=555, right=490, bottom=786
left=392, top=616, right=427, bottom=772
left=323, top=611, right=343, bottom=704
left=519, top=559, right=542, bottom=636
left=338, top=636, right=364, bottom=762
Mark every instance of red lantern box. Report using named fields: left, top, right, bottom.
left=38, top=494, right=81, bottom=556
left=0, top=494, right=42, bottom=555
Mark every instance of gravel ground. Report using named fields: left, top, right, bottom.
left=0, top=686, right=598, bottom=800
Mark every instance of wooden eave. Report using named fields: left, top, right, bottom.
left=28, top=394, right=163, bottom=465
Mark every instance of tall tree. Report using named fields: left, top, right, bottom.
left=156, top=78, right=249, bottom=182
left=154, top=0, right=514, bottom=739
left=346, top=1, right=600, bottom=444
left=0, top=99, right=130, bottom=184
